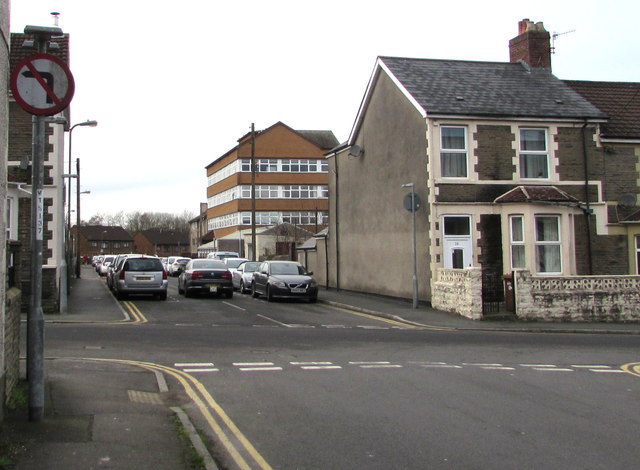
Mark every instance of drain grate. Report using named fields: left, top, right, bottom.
left=127, top=390, right=164, bottom=405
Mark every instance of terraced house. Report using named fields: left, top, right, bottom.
left=205, top=122, right=338, bottom=259
left=316, top=19, right=640, bottom=321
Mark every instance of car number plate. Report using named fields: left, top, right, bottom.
left=291, top=287, right=306, bottom=293
left=208, top=284, right=218, bottom=293
left=136, top=276, right=152, bottom=281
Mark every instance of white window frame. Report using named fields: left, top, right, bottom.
left=636, top=235, right=640, bottom=275
left=440, top=126, right=468, bottom=178
left=6, top=196, right=18, bottom=240
left=534, top=215, right=562, bottom=274
left=509, top=215, right=526, bottom=269
left=519, top=128, right=549, bottom=180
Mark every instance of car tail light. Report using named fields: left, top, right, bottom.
left=192, top=271, right=204, bottom=279
left=119, top=270, right=125, bottom=280
left=222, top=271, right=232, bottom=280
left=162, top=269, right=168, bottom=280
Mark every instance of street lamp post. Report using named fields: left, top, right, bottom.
left=402, top=183, right=419, bottom=309
left=75, top=158, right=91, bottom=278
left=67, top=120, right=97, bottom=278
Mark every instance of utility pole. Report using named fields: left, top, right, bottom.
left=250, top=123, right=256, bottom=261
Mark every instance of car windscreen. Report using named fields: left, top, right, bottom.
left=270, top=263, right=306, bottom=275
left=225, top=259, right=246, bottom=268
left=242, top=262, right=260, bottom=272
left=124, top=258, right=163, bottom=272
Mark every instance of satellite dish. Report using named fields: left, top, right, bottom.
left=348, top=145, right=364, bottom=158
left=618, top=194, right=637, bottom=207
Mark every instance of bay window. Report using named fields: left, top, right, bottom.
left=535, top=215, right=561, bottom=273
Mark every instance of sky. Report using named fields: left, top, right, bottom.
left=10, top=0, right=640, bottom=221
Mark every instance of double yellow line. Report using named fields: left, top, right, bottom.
left=86, top=357, right=272, bottom=470
left=121, top=301, right=148, bottom=324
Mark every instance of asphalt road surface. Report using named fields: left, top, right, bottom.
left=44, top=274, right=640, bottom=470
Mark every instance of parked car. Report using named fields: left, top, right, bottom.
left=251, top=260, right=318, bottom=302
left=232, top=261, right=260, bottom=293
left=114, top=255, right=168, bottom=300
left=206, top=251, right=239, bottom=260
left=167, top=257, right=191, bottom=277
left=107, top=254, right=142, bottom=291
left=178, top=259, right=233, bottom=298
left=98, top=255, right=115, bottom=277
left=223, top=257, right=249, bottom=274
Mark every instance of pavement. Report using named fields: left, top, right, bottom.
left=4, top=266, right=639, bottom=469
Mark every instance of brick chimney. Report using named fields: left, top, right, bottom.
left=509, top=18, right=552, bottom=69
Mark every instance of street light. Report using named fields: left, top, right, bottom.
left=402, top=183, right=419, bottom=308
left=67, top=120, right=97, bottom=235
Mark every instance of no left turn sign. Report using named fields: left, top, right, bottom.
left=10, top=53, right=75, bottom=116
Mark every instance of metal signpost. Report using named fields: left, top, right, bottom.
left=402, top=183, right=421, bottom=309
left=10, top=25, right=75, bottom=421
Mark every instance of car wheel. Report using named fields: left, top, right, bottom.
left=116, top=290, right=126, bottom=300
left=178, top=282, right=184, bottom=295
left=184, top=288, right=192, bottom=298
left=240, top=280, right=246, bottom=293
left=225, top=290, right=233, bottom=299
left=251, top=283, right=259, bottom=298
left=309, top=296, right=317, bottom=303
left=159, top=292, right=167, bottom=301
left=266, top=286, right=274, bottom=302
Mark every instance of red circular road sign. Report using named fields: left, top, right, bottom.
left=10, top=53, right=75, bottom=116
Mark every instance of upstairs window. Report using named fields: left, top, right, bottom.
left=520, top=129, right=548, bottom=179
left=440, top=126, right=467, bottom=178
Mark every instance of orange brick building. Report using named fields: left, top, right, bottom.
left=205, top=122, right=338, bottom=256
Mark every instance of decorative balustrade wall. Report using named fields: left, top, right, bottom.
left=514, top=270, right=640, bottom=322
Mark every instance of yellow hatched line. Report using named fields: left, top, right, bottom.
left=84, top=358, right=272, bottom=470
left=621, top=362, right=640, bottom=378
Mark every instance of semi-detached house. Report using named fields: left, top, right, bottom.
left=316, top=19, right=640, bottom=321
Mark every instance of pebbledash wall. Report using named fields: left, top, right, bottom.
left=432, top=268, right=640, bottom=322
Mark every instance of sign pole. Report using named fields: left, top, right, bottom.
left=12, top=24, right=75, bottom=422
left=28, top=114, right=45, bottom=421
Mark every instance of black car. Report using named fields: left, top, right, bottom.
left=178, top=259, right=233, bottom=298
left=251, top=260, right=318, bottom=302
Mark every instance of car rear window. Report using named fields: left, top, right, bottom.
left=124, top=258, right=163, bottom=272
left=193, top=260, right=226, bottom=269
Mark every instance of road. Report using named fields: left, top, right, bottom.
left=44, top=272, right=640, bottom=470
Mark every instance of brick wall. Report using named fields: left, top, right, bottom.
left=17, top=198, right=59, bottom=313
left=474, top=125, right=515, bottom=180
left=573, top=214, right=628, bottom=275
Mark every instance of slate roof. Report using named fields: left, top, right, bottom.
left=79, top=225, right=132, bottom=241
left=564, top=80, right=640, bottom=139
left=378, top=57, right=607, bottom=120
left=297, top=130, right=340, bottom=150
left=494, top=186, right=581, bottom=204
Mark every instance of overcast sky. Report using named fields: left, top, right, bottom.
left=10, top=0, right=640, bottom=221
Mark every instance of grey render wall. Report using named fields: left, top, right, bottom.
left=1, top=0, right=10, bottom=417
left=331, top=71, right=431, bottom=300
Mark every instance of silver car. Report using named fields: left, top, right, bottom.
left=232, top=261, right=260, bottom=293
left=114, top=255, right=168, bottom=300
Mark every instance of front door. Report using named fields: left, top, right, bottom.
left=443, top=215, right=473, bottom=268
